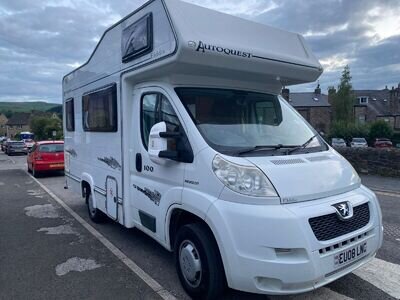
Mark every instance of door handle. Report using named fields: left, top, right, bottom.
left=136, top=153, right=142, bottom=172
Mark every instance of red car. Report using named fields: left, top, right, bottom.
left=373, top=138, right=393, bottom=148
left=27, top=141, right=64, bottom=177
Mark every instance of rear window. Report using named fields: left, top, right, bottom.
left=39, top=144, right=64, bottom=153
left=353, top=138, right=366, bottom=142
left=11, top=142, right=25, bottom=146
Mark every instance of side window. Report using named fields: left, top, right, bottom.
left=82, top=84, right=117, bottom=132
left=141, top=94, right=158, bottom=149
left=65, top=98, right=75, bottom=131
left=141, top=93, right=181, bottom=150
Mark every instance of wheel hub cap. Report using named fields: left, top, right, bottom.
left=179, top=240, right=202, bottom=287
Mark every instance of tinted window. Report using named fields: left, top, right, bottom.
left=65, top=98, right=75, bottom=131
left=82, top=84, right=117, bottom=132
left=141, top=93, right=181, bottom=150
left=121, top=13, right=153, bottom=63
left=39, top=144, right=64, bottom=152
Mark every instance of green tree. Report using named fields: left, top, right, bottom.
left=331, top=65, right=355, bottom=123
left=369, top=120, right=393, bottom=142
left=30, top=116, right=63, bottom=140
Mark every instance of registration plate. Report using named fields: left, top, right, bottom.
left=50, top=164, right=64, bottom=168
left=334, top=242, right=367, bottom=268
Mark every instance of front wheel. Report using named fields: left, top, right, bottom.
left=86, top=192, right=106, bottom=223
left=174, top=223, right=226, bottom=300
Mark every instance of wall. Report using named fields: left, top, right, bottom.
left=336, top=147, right=400, bottom=177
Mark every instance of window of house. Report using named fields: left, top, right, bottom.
left=65, top=98, right=75, bottom=131
left=141, top=93, right=181, bottom=150
left=358, top=114, right=366, bottom=124
left=121, top=13, right=153, bottom=63
left=358, top=96, right=368, bottom=104
left=82, top=84, right=117, bottom=132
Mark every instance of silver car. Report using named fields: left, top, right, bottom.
left=331, top=138, right=347, bottom=147
left=350, top=137, right=368, bottom=148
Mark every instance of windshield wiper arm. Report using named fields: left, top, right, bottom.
left=287, top=134, right=319, bottom=155
left=237, top=144, right=296, bottom=156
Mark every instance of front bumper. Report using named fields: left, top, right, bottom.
left=206, top=186, right=383, bottom=295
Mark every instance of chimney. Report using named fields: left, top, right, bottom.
left=390, top=86, right=399, bottom=114
left=314, top=83, right=321, bottom=95
left=281, top=87, right=290, bottom=101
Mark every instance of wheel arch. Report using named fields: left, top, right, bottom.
left=166, top=205, right=230, bottom=284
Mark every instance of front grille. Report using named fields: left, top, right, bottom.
left=309, top=203, right=370, bottom=241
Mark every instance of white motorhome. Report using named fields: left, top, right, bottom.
left=63, top=0, right=383, bottom=298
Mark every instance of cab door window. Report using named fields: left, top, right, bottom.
left=141, top=93, right=181, bottom=150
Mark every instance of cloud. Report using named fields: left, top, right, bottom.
left=0, top=0, right=399, bottom=102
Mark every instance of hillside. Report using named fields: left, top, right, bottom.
left=0, top=102, right=61, bottom=116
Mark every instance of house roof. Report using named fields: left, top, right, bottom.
left=288, top=92, right=330, bottom=107
left=353, top=88, right=398, bottom=116
left=6, top=112, right=31, bottom=125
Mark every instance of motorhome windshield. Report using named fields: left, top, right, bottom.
left=175, top=88, right=326, bottom=156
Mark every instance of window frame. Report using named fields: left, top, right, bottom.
left=65, top=97, right=75, bottom=132
left=82, top=83, right=118, bottom=132
left=121, top=13, right=153, bottom=63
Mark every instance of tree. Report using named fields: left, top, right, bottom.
left=331, top=65, right=355, bottom=123
left=30, top=116, right=63, bottom=140
left=369, top=120, right=393, bottom=142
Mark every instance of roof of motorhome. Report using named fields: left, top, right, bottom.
left=63, top=0, right=322, bottom=92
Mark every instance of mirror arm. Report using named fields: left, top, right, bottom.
left=159, top=150, right=179, bottom=160
left=159, top=131, right=181, bottom=139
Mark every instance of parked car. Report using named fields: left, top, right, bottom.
left=1, top=140, right=7, bottom=151
left=373, top=138, right=393, bottom=148
left=6, top=141, right=27, bottom=155
left=23, top=139, right=35, bottom=149
left=350, top=137, right=368, bottom=148
left=331, top=138, right=347, bottom=147
left=27, top=141, right=64, bottom=177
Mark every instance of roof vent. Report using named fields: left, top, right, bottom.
left=383, top=99, right=387, bottom=102
left=372, top=98, right=377, bottom=101
left=313, top=97, right=319, bottom=101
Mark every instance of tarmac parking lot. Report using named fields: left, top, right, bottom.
left=0, top=152, right=399, bottom=300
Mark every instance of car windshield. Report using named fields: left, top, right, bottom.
left=175, top=88, right=326, bottom=156
left=39, top=144, right=64, bottom=153
left=11, top=142, right=25, bottom=146
left=353, top=138, right=366, bottom=142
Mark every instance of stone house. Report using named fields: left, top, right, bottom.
left=5, top=112, right=31, bottom=138
left=281, top=85, right=331, bottom=135
left=353, top=84, right=400, bottom=132
left=0, top=113, right=8, bottom=136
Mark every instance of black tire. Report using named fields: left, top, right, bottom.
left=174, top=223, right=226, bottom=300
left=86, top=191, right=107, bottom=223
left=32, top=165, right=39, bottom=178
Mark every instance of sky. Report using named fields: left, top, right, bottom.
left=0, top=0, right=399, bottom=103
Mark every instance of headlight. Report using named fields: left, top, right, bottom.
left=212, top=155, right=278, bottom=197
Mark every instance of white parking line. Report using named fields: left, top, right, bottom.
left=353, top=258, right=400, bottom=299
left=29, top=174, right=176, bottom=300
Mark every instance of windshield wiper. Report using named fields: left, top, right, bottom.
left=237, top=144, right=297, bottom=156
left=287, top=134, right=319, bottom=155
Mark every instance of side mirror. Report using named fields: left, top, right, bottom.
left=148, top=121, right=194, bottom=164
left=148, top=121, right=168, bottom=164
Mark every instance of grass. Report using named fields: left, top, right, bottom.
left=0, top=102, right=61, bottom=115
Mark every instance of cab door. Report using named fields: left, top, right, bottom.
left=130, top=87, right=187, bottom=240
